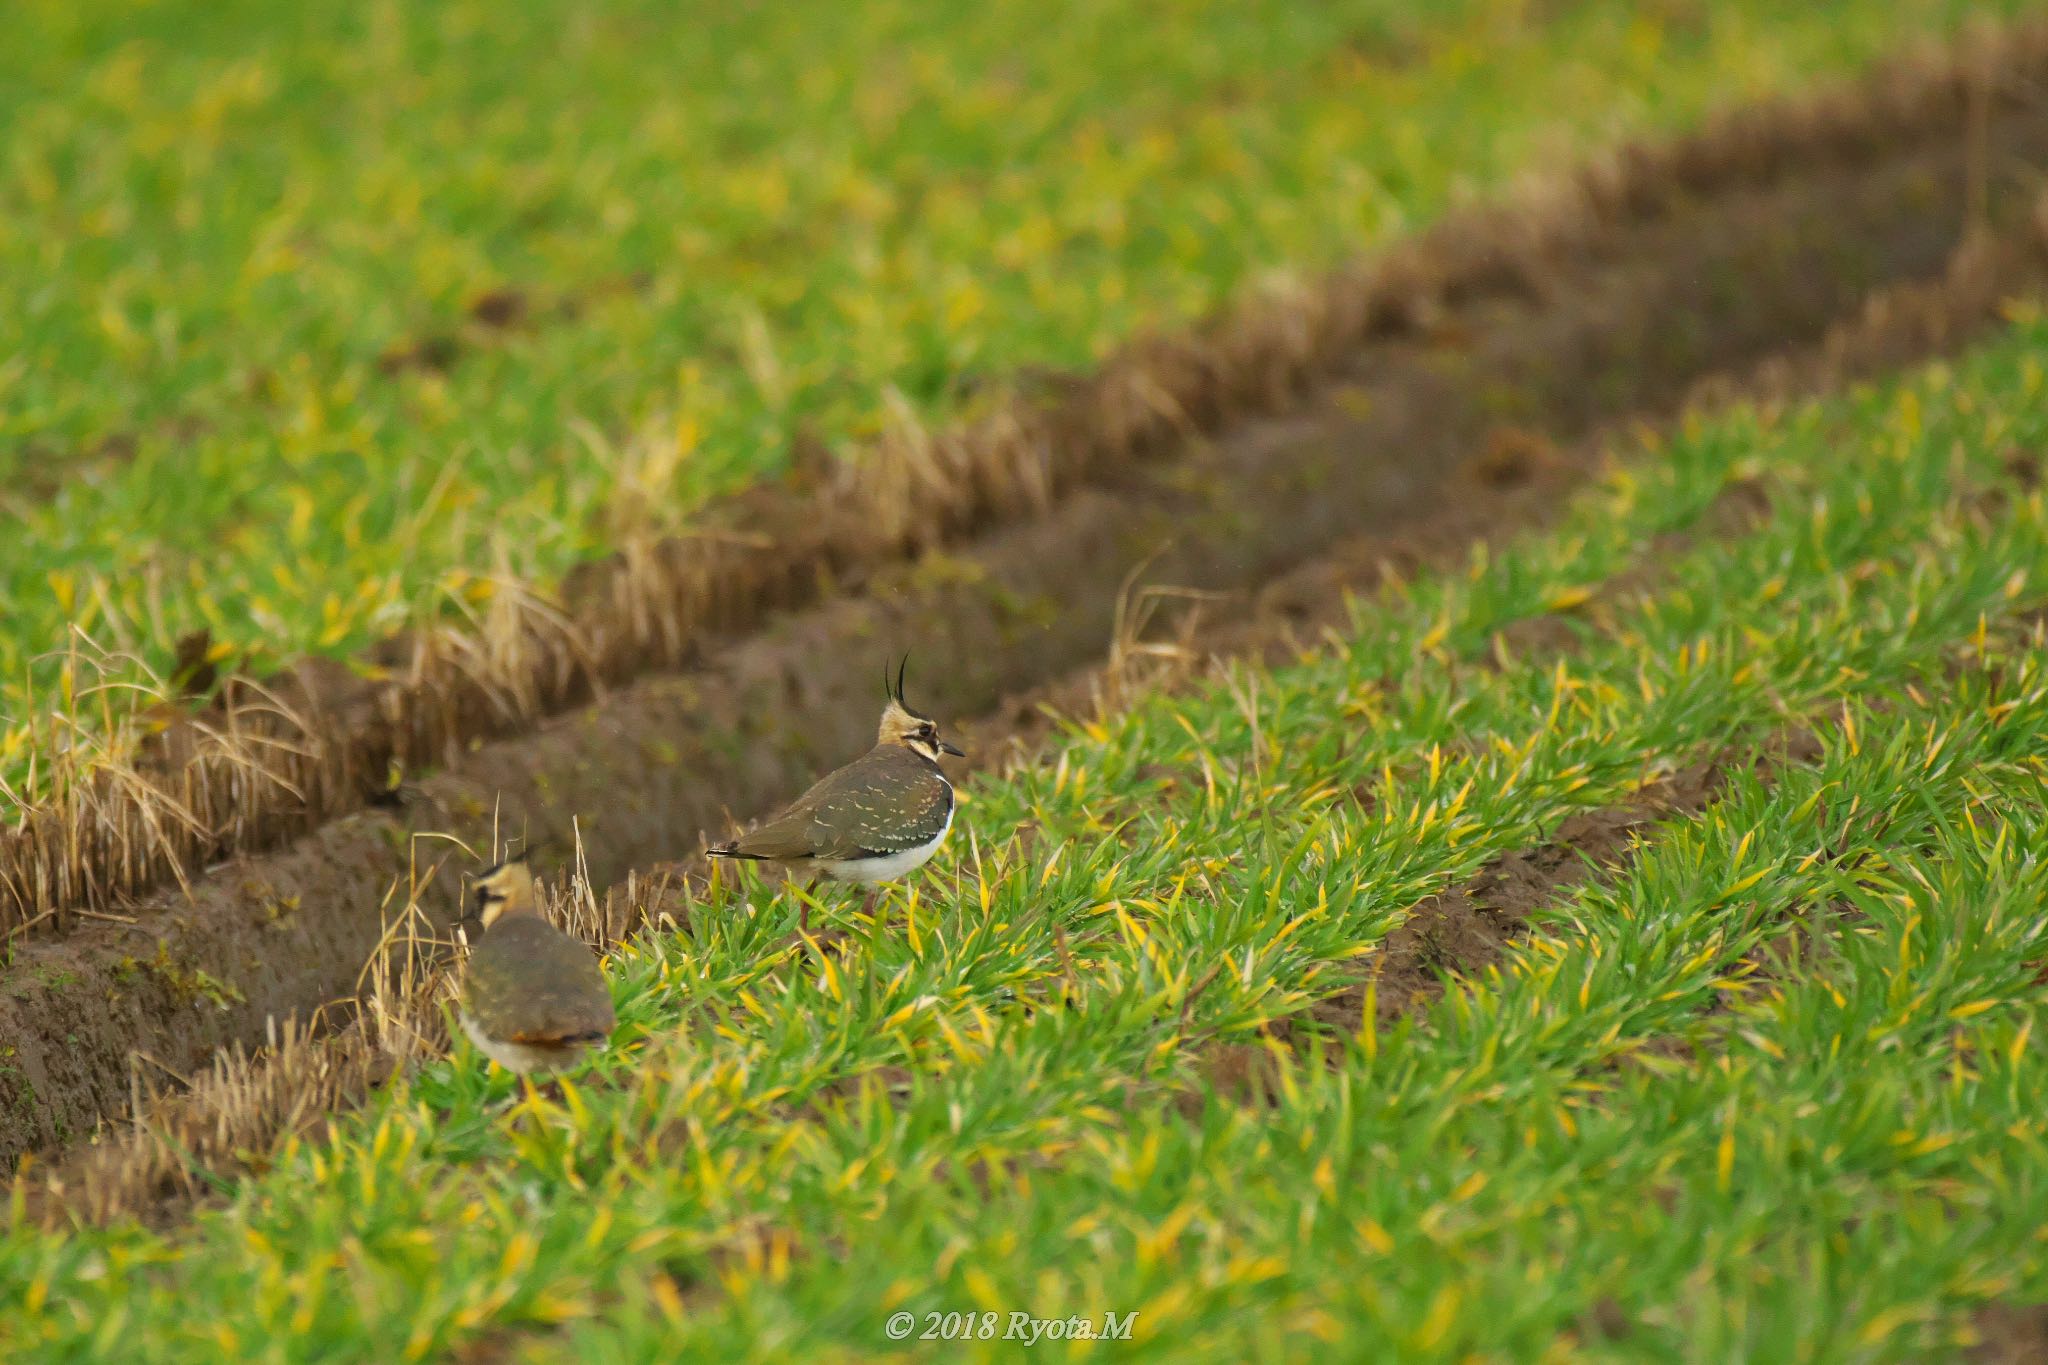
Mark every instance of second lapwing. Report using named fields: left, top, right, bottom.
left=458, top=856, right=617, bottom=1077
left=708, top=658, right=963, bottom=922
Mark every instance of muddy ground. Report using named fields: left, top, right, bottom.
left=8, top=78, right=2048, bottom=1170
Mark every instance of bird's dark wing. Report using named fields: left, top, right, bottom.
left=462, top=918, right=616, bottom=1044
left=721, top=803, right=825, bottom=861
left=725, top=746, right=951, bottom=862
left=807, top=746, right=953, bottom=857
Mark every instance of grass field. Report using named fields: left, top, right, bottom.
left=8, top=291, right=2048, bottom=1356
left=0, top=0, right=2031, bottom=803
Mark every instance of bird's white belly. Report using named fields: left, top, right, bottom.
left=815, top=808, right=952, bottom=883
left=460, top=1010, right=592, bottom=1076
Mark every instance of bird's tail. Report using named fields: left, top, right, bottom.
left=706, top=841, right=768, bottom=861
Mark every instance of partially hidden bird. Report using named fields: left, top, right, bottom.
left=707, top=658, right=963, bottom=926
left=458, top=856, right=617, bottom=1077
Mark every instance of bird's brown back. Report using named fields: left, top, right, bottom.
left=727, top=744, right=952, bottom=862
left=462, top=916, right=616, bottom=1044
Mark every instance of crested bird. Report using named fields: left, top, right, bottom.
left=707, top=658, right=964, bottom=929
left=458, top=856, right=617, bottom=1077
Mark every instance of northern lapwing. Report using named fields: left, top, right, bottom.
left=458, top=857, right=616, bottom=1077
left=708, top=658, right=963, bottom=927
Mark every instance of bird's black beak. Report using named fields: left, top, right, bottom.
left=938, top=738, right=965, bottom=757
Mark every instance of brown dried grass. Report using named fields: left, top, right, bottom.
left=3, top=19, right=2044, bottom=940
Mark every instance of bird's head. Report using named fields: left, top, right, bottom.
left=471, top=855, right=539, bottom=928
left=876, top=655, right=963, bottom=763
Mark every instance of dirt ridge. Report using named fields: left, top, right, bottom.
left=8, top=22, right=2048, bottom=938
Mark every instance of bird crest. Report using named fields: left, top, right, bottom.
left=877, top=654, right=963, bottom=761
